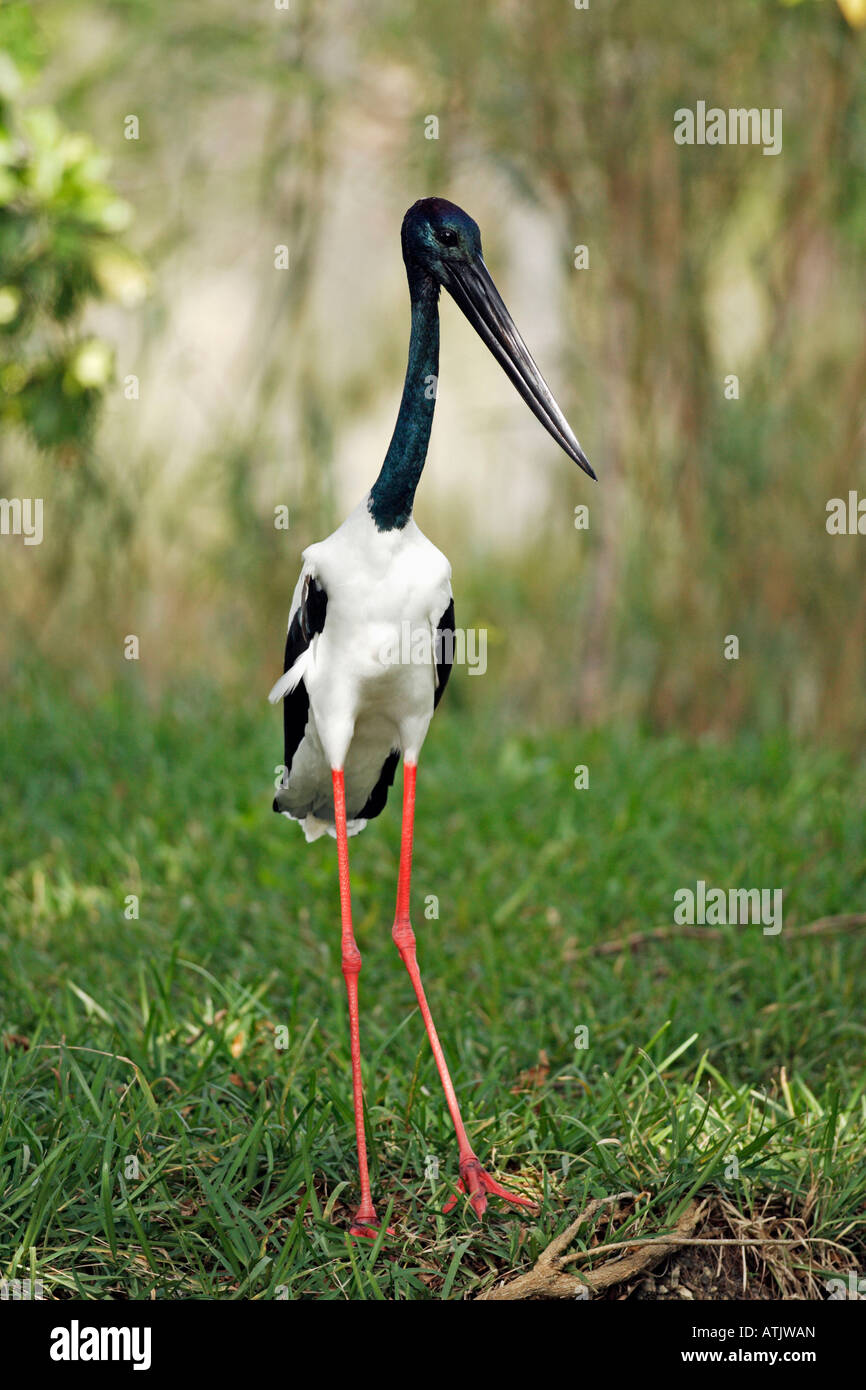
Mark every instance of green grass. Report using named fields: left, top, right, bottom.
left=1, top=674, right=865, bottom=1299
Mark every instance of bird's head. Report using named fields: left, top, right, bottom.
left=402, top=197, right=482, bottom=279
left=401, top=196, right=595, bottom=481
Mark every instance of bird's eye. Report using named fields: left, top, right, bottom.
left=436, top=227, right=459, bottom=247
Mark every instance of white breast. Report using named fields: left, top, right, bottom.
left=292, top=496, right=452, bottom=769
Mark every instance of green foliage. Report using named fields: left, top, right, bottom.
left=0, top=25, right=143, bottom=456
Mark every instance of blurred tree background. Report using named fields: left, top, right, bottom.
left=1, top=0, right=864, bottom=739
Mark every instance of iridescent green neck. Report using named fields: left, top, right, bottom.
left=369, top=267, right=440, bottom=531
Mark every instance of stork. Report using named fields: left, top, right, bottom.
left=269, top=197, right=595, bottom=1238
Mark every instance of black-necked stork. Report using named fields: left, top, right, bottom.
left=269, top=197, right=594, bottom=1238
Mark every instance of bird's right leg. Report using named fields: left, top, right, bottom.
left=332, top=767, right=391, bottom=1239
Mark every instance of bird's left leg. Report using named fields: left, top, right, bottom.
left=391, top=761, right=536, bottom=1219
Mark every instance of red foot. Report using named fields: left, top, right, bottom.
left=349, top=1208, right=395, bottom=1240
left=443, top=1156, right=537, bottom=1220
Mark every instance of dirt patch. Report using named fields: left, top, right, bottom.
left=623, top=1243, right=777, bottom=1300
left=480, top=1192, right=865, bottom=1301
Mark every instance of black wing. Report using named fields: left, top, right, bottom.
left=273, top=574, right=328, bottom=813
left=358, top=749, right=400, bottom=819
left=434, top=597, right=456, bottom=709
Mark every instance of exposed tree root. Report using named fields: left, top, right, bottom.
left=578, top=912, right=866, bottom=959
left=478, top=1194, right=704, bottom=1300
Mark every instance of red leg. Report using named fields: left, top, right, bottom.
left=392, top=762, right=536, bottom=1219
left=332, top=768, right=392, bottom=1239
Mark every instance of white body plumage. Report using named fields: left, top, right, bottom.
left=269, top=496, right=453, bottom=841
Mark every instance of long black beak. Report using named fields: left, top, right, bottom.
left=443, top=257, right=595, bottom=480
